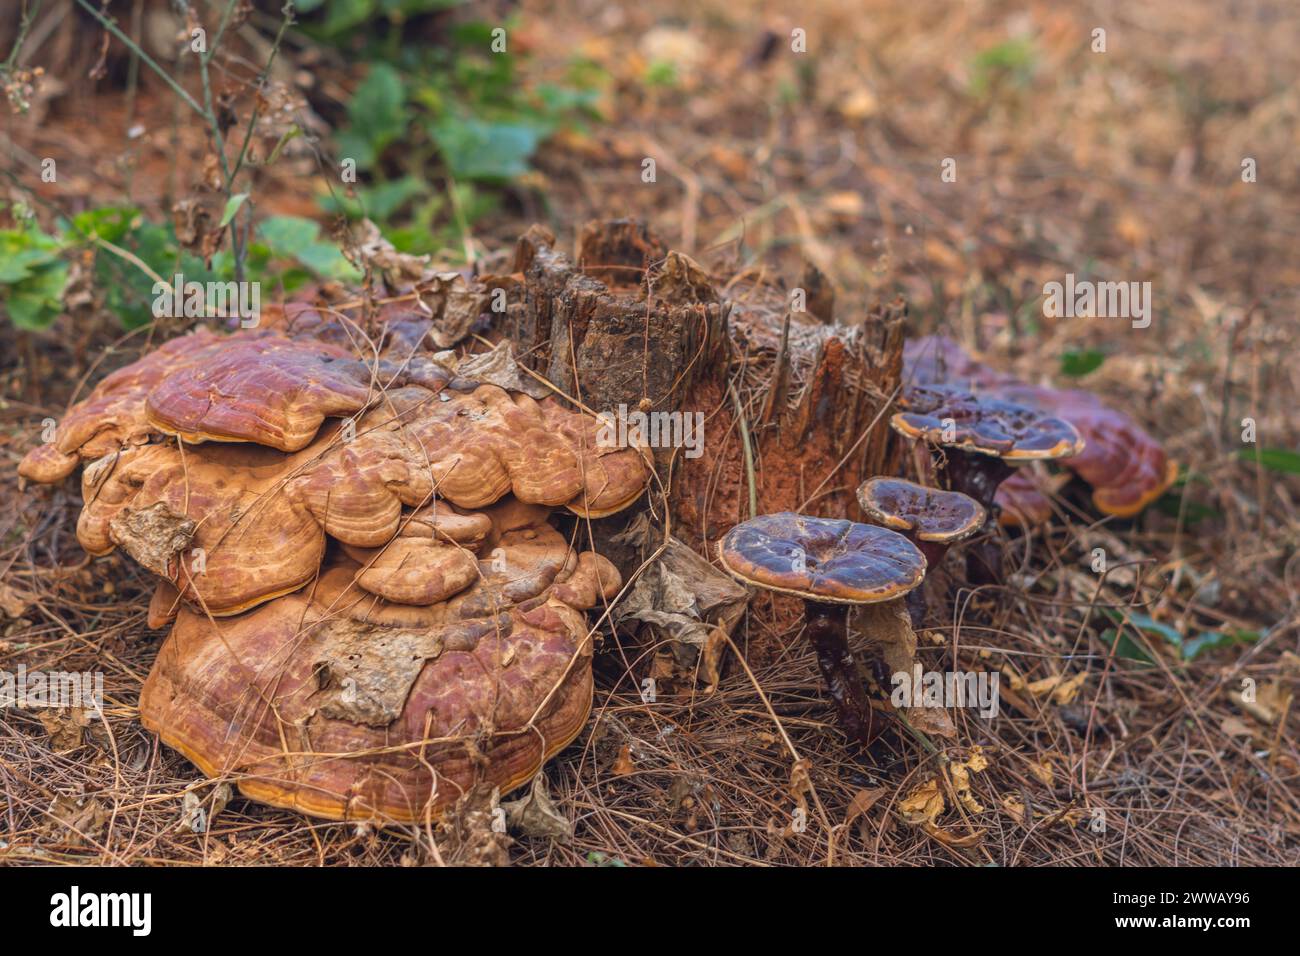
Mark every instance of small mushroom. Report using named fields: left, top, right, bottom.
left=891, top=385, right=1083, bottom=582
left=856, top=477, right=984, bottom=627
left=717, top=513, right=926, bottom=746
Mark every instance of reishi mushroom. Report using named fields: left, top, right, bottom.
left=138, top=548, right=619, bottom=822
left=20, top=310, right=650, bottom=820
left=904, top=335, right=1178, bottom=521
left=856, top=477, right=985, bottom=627
left=717, top=513, right=926, bottom=746
left=890, top=384, right=1083, bottom=581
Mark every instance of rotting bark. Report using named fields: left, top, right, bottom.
left=509, top=220, right=730, bottom=462
left=491, top=221, right=730, bottom=584
left=672, top=294, right=907, bottom=551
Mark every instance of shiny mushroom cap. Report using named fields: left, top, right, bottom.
left=991, top=384, right=1178, bottom=517
left=891, top=384, right=1084, bottom=461
left=856, top=477, right=985, bottom=543
left=717, top=512, right=926, bottom=604
left=143, top=331, right=397, bottom=451
left=138, top=588, right=596, bottom=823
left=903, top=337, right=1176, bottom=518
left=76, top=440, right=328, bottom=617
left=18, top=328, right=226, bottom=483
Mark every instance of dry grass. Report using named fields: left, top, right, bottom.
left=2, top=0, right=1299, bottom=865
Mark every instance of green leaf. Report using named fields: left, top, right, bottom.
left=1180, top=628, right=1259, bottom=662
left=321, top=0, right=375, bottom=35
left=71, top=206, right=140, bottom=243
left=1101, top=611, right=1183, bottom=665
left=1060, top=348, right=1106, bottom=378
left=429, top=116, right=540, bottom=181
left=0, top=230, right=60, bottom=283
left=4, top=260, right=69, bottom=330
left=258, top=216, right=322, bottom=258
left=1155, top=491, right=1221, bottom=524
left=1124, top=613, right=1184, bottom=647
left=1237, top=447, right=1300, bottom=474
left=295, top=240, right=361, bottom=280
left=318, top=176, right=428, bottom=221
left=968, top=37, right=1037, bottom=95
left=219, top=193, right=250, bottom=228
left=339, top=63, right=409, bottom=169
left=1101, top=627, right=1154, bottom=665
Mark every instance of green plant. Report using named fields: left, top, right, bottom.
left=320, top=16, right=603, bottom=256
left=0, top=213, right=68, bottom=330
left=0, top=202, right=358, bottom=331
left=968, top=37, right=1037, bottom=97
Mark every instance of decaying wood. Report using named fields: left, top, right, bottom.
left=510, top=220, right=730, bottom=452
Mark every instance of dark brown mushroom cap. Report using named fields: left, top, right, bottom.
left=856, top=477, right=986, bottom=543
left=717, top=513, right=926, bottom=604
left=904, top=336, right=1176, bottom=517
left=891, top=384, right=1084, bottom=461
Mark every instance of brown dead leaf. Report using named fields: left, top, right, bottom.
left=898, top=778, right=945, bottom=827
left=1026, top=671, right=1087, bottom=705
left=0, top=581, right=33, bottom=619
left=845, top=787, right=886, bottom=828
left=502, top=775, right=572, bottom=841
left=906, top=705, right=958, bottom=739
left=1230, top=681, right=1294, bottom=726
left=49, top=793, right=107, bottom=847
left=1220, top=715, right=1256, bottom=738
left=611, top=742, right=636, bottom=776
left=923, top=822, right=984, bottom=847
left=39, top=707, right=90, bottom=751
left=1001, top=796, right=1027, bottom=825
left=1028, top=756, right=1055, bottom=786
left=950, top=746, right=990, bottom=813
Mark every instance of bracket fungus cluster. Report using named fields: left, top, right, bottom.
left=890, top=384, right=1083, bottom=581
left=21, top=315, right=650, bottom=822
left=20, top=219, right=1189, bottom=818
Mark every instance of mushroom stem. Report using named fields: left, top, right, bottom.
left=940, top=452, right=1013, bottom=586
left=804, top=601, right=877, bottom=747
left=903, top=538, right=950, bottom=629
left=941, top=452, right=1014, bottom=510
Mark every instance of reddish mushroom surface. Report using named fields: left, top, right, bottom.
left=904, top=336, right=1177, bottom=518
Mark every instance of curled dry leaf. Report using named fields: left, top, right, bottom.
left=898, top=778, right=945, bottom=827
left=1001, top=795, right=1027, bottom=825
left=48, top=793, right=107, bottom=847
left=845, top=787, right=887, bottom=828
left=949, top=746, right=989, bottom=814
left=1027, top=756, right=1055, bottom=787
left=613, top=532, right=748, bottom=687
left=502, top=775, right=573, bottom=841
left=1026, top=671, right=1087, bottom=705
left=39, top=707, right=90, bottom=752
left=1229, top=681, right=1293, bottom=726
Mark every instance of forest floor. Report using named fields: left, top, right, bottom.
left=1, top=0, right=1298, bottom=865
